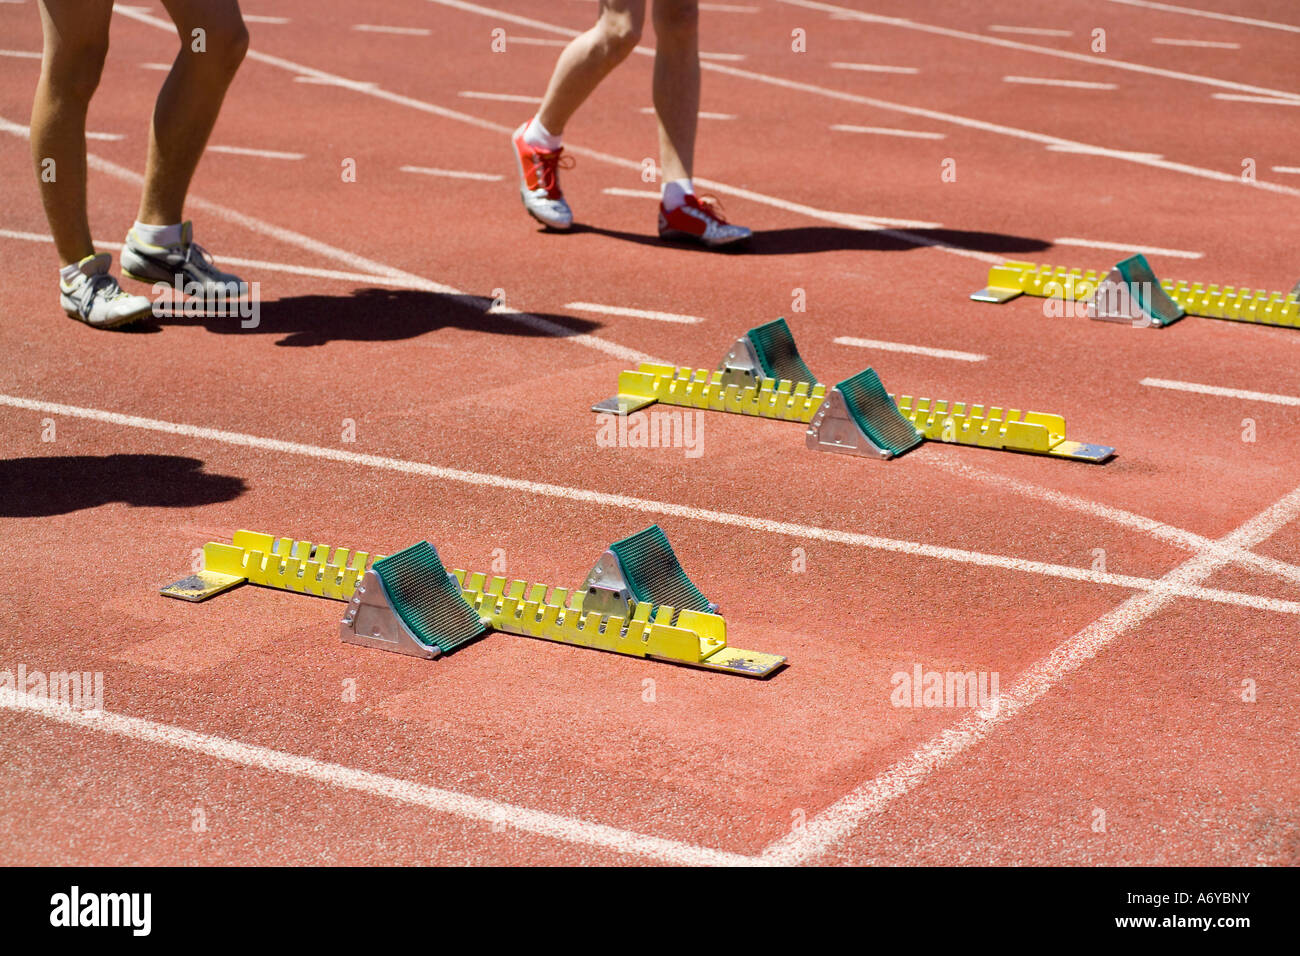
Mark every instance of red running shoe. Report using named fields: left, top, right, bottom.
left=657, top=194, right=751, bottom=248
left=511, top=123, right=574, bottom=229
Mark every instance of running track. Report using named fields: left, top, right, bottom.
left=1, top=0, right=1297, bottom=865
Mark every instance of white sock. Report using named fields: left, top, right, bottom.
left=522, top=116, right=562, bottom=151
left=132, top=220, right=184, bottom=247
left=662, top=178, right=694, bottom=211
left=59, top=261, right=85, bottom=283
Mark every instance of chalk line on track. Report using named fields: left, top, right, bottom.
left=761, top=476, right=1300, bottom=864
left=2, top=393, right=1298, bottom=617
left=1140, top=377, right=1300, bottom=407
left=1102, top=0, right=1300, bottom=35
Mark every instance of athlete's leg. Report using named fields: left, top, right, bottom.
left=651, top=0, right=698, bottom=185
left=135, top=0, right=248, bottom=226
left=30, top=0, right=114, bottom=265
left=536, top=0, right=647, bottom=136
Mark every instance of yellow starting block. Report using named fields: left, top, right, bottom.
left=593, top=319, right=1114, bottom=463
left=973, top=255, right=1300, bottom=330
left=161, top=529, right=785, bottom=678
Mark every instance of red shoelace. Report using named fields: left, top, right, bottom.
left=534, top=149, right=575, bottom=197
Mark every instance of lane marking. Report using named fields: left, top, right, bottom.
left=1051, top=237, right=1203, bottom=259
left=1151, top=37, right=1240, bottom=48
left=293, top=75, right=379, bottom=91
left=1044, top=143, right=1164, bottom=161
left=1, top=392, right=1297, bottom=617
left=565, top=302, right=704, bottom=325
left=401, top=165, right=503, bottom=181
left=1003, top=76, right=1118, bottom=90
left=924, top=455, right=1300, bottom=588
left=458, top=90, right=543, bottom=104
left=242, top=15, right=289, bottom=24
left=1102, top=0, right=1300, bottom=34
left=0, top=229, right=426, bottom=289
left=1212, top=93, right=1300, bottom=106
left=503, top=36, right=568, bottom=47
left=830, top=125, right=946, bottom=140
left=0, top=49, right=41, bottom=58
left=0, top=689, right=751, bottom=867
left=699, top=3, right=757, bottom=10
left=832, top=336, right=987, bottom=362
left=761, top=477, right=1300, bottom=863
left=988, top=25, right=1072, bottom=37
left=778, top=0, right=1300, bottom=102
left=1140, top=378, right=1300, bottom=407
left=699, top=52, right=746, bottom=62
left=598, top=187, right=945, bottom=230
left=639, top=107, right=735, bottom=120
left=831, top=62, right=919, bottom=75
left=352, top=24, right=434, bottom=36
left=207, top=144, right=305, bottom=160
left=1272, top=166, right=1300, bottom=175
left=140, top=62, right=171, bottom=71
left=0, top=120, right=124, bottom=142
left=0, top=113, right=658, bottom=366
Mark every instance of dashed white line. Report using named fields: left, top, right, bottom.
left=1102, top=0, right=1300, bottom=34
left=1272, top=166, right=1300, bottom=175
left=988, top=25, right=1073, bottom=37
left=401, top=165, right=504, bottom=181
left=458, top=90, right=543, bottom=104
left=0, top=49, right=41, bottom=59
left=565, top=302, right=704, bottom=325
left=639, top=107, right=735, bottom=120
left=0, top=392, right=1296, bottom=617
left=1212, top=93, right=1300, bottom=106
left=502, top=35, right=568, bottom=47
left=1004, top=76, right=1118, bottom=90
left=1052, top=237, right=1203, bottom=259
left=207, top=144, right=305, bottom=160
left=1140, top=378, right=1300, bottom=407
left=242, top=14, right=289, bottom=24
left=699, top=52, right=746, bottom=62
left=1151, top=37, right=1240, bottom=48
left=0, top=690, right=750, bottom=867
left=830, top=125, right=946, bottom=140
left=352, top=24, right=434, bottom=36
left=831, top=62, right=919, bottom=75
left=140, top=62, right=172, bottom=71
left=833, top=337, right=987, bottom=363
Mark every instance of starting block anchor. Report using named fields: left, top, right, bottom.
left=581, top=524, right=718, bottom=618
left=807, top=368, right=924, bottom=460
left=1088, top=254, right=1186, bottom=328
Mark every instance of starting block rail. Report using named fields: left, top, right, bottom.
left=974, top=257, right=1300, bottom=329
left=162, top=529, right=784, bottom=678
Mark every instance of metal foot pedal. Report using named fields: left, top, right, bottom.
left=807, top=368, right=923, bottom=460
left=341, top=542, right=487, bottom=659
left=718, top=317, right=818, bottom=388
left=581, top=524, right=717, bottom=618
left=1088, top=254, right=1186, bottom=327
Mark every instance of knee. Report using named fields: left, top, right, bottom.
left=185, top=12, right=249, bottom=73
left=596, top=10, right=643, bottom=61
left=653, top=0, right=699, bottom=41
left=43, top=38, right=109, bottom=103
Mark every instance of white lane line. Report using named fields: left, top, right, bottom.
left=988, top=25, right=1073, bottom=37
left=1272, top=166, right=1300, bottom=175
left=761, top=477, right=1300, bottom=864
left=0, top=689, right=750, bottom=867
left=1103, top=0, right=1300, bottom=34
left=1, top=392, right=1298, bottom=617
left=833, top=336, right=987, bottom=362
left=1152, top=37, right=1240, bottom=48
left=1140, top=378, right=1300, bottom=407
left=565, top=302, right=704, bottom=325
left=0, top=49, right=41, bottom=58
left=924, top=455, right=1300, bottom=588
left=699, top=52, right=747, bottom=61
left=598, top=187, right=945, bottom=230
left=352, top=24, right=433, bottom=36
left=293, top=75, right=379, bottom=91
left=1004, top=75, right=1118, bottom=90
left=1052, top=237, right=1203, bottom=259
left=140, top=62, right=171, bottom=71
left=503, top=35, right=568, bottom=47
left=831, top=62, right=919, bottom=75
left=458, top=90, right=543, bottom=104
left=700, top=3, right=757, bottom=11
left=401, top=165, right=504, bottom=181
left=0, top=121, right=123, bottom=142
left=242, top=14, right=289, bottom=24
left=830, top=125, right=946, bottom=140
left=1044, top=143, right=1164, bottom=161
left=779, top=0, right=1300, bottom=102
left=207, top=144, right=305, bottom=160
left=1212, top=93, right=1300, bottom=106
left=639, top=107, right=735, bottom=120
left=0, top=229, right=423, bottom=289
left=0, top=113, right=657, bottom=366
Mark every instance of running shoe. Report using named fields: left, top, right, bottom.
left=658, top=194, right=751, bottom=248
left=512, top=122, right=574, bottom=230
left=120, top=221, right=245, bottom=298
left=59, top=253, right=154, bottom=329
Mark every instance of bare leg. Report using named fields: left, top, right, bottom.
left=135, top=0, right=248, bottom=225
left=652, top=0, right=699, bottom=183
left=536, top=0, right=646, bottom=135
left=30, top=0, right=114, bottom=265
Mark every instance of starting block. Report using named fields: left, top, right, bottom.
left=161, top=528, right=785, bottom=677
left=594, top=319, right=1114, bottom=463
left=973, top=256, right=1300, bottom=330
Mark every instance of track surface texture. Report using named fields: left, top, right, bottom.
left=1, top=0, right=1298, bottom=866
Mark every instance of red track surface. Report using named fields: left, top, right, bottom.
left=1, top=0, right=1298, bottom=865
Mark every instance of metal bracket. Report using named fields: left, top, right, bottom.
left=805, top=386, right=894, bottom=460
left=1088, top=264, right=1185, bottom=328
left=579, top=548, right=719, bottom=617
left=339, top=569, right=445, bottom=660
left=716, top=334, right=764, bottom=387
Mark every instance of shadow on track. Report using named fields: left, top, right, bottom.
left=149, top=288, right=603, bottom=347
left=1, top=454, right=246, bottom=517
left=567, top=223, right=1052, bottom=257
